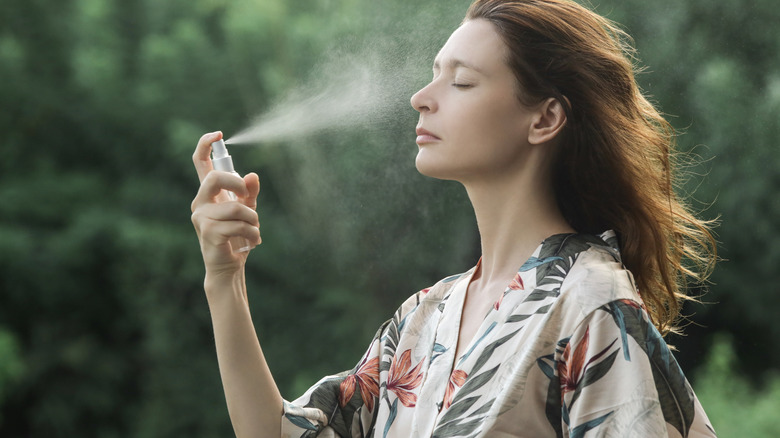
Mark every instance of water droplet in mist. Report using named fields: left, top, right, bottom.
left=225, top=49, right=423, bottom=146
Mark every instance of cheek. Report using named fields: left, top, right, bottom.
left=453, top=98, right=526, bottom=152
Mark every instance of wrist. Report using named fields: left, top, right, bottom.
left=204, top=269, right=248, bottom=305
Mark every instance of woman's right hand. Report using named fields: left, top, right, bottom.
left=191, top=138, right=282, bottom=438
left=190, top=131, right=262, bottom=279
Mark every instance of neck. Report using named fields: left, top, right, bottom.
left=462, top=159, right=574, bottom=287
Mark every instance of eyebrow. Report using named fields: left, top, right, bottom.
left=432, top=58, right=484, bottom=74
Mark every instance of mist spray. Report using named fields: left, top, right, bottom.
left=211, top=139, right=252, bottom=253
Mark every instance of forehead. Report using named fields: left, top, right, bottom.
left=434, top=19, right=508, bottom=72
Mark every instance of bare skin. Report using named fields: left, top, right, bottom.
left=410, top=20, right=574, bottom=361
left=191, top=131, right=281, bottom=438
left=191, top=19, right=573, bottom=438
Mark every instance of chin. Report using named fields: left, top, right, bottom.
left=415, top=155, right=459, bottom=182
left=415, top=153, right=443, bottom=179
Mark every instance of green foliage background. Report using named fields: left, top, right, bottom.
left=0, top=0, right=777, bottom=436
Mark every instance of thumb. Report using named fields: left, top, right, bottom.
left=243, top=172, right=260, bottom=210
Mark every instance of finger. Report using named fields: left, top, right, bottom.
left=198, top=217, right=262, bottom=247
left=193, top=131, right=223, bottom=183
left=243, top=173, right=260, bottom=211
left=192, top=171, right=250, bottom=211
left=193, top=201, right=259, bottom=227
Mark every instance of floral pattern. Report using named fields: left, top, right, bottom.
left=557, top=326, right=619, bottom=405
left=339, top=355, right=380, bottom=413
left=442, top=369, right=468, bottom=410
left=280, top=231, right=716, bottom=438
left=385, top=349, right=425, bottom=408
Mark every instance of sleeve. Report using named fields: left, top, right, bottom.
left=280, top=286, right=432, bottom=438
left=280, top=322, right=386, bottom=438
left=553, top=299, right=717, bottom=438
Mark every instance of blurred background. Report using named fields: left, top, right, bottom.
left=0, top=0, right=778, bottom=436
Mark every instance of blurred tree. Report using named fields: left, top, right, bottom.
left=0, top=0, right=775, bottom=436
left=606, top=0, right=780, bottom=378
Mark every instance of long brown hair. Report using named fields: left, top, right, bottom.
left=466, top=0, right=717, bottom=335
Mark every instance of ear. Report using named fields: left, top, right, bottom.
left=528, top=97, right=567, bottom=145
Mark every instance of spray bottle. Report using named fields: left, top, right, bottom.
left=211, top=139, right=252, bottom=253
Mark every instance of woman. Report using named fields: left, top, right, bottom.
left=190, top=0, right=717, bottom=436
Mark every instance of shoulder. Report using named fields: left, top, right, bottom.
left=561, top=232, right=642, bottom=314
left=554, top=231, right=643, bottom=321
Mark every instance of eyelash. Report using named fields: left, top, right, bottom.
left=452, top=83, right=473, bottom=89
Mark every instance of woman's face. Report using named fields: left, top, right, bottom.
left=411, top=19, right=535, bottom=183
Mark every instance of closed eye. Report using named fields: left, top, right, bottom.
left=452, top=83, right=473, bottom=89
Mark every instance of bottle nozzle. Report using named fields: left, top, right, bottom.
left=211, top=139, right=235, bottom=173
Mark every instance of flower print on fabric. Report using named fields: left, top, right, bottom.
left=442, top=369, right=468, bottom=410
left=386, top=349, right=425, bottom=408
left=339, top=355, right=380, bottom=413
left=494, top=272, right=525, bottom=311
left=558, top=326, right=619, bottom=406
left=279, top=232, right=716, bottom=438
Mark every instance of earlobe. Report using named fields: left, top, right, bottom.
left=528, top=97, right=567, bottom=145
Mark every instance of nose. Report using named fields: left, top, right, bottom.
left=410, top=82, right=436, bottom=113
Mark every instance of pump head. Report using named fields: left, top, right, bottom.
left=211, top=139, right=235, bottom=173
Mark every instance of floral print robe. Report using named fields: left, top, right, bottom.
left=280, top=231, right=716, bottom=437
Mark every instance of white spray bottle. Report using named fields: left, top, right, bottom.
left=211, top=138, right=252, bottom=253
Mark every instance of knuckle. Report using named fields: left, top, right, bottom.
left=229, top=202, right=244, bottom=216
left=201, top=171, right=219, bottom=189
left=200, top=220, right=215, bottom=236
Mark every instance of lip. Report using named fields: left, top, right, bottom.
left=415, top=127, right=441, bottom=145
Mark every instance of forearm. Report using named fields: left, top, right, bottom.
left=206, top=272, right=283, bottom=438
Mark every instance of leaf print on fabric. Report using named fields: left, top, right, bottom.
left=505, top=303, right=552, bottom=323
left=448, top=365, right=499, bottom=406
left=602, top=300, right=696, bottom=437
left=469, top=327, right=521, bottom=376
left=458, top=321, right=497, bottom=364
left=538, top=337, right=572, bottom=438
left=382, top=398, right=398, bottom=438
left=442, top=369, right=468, bottom=409
left=570, top=411, right=613, bottom=438
left=431, top=342, right=448, bottom=363
left=433, top=395, right=497, bottom=438
left=339, top=355, right=380, bottom=413
left=386, top=349, right=425, bottom=408
left=519, top=255, right=564, bottom=272
left=380, top=312, right=402, bottom=372
left=533, top=233, right=607, bottom=292
left=283, top=413, right=319, bottom=431
left=558, top=326, right=619, bottom=408
left=432, top=416, right=485, bottom=438
left=522, top=288, right=561, bottom=302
